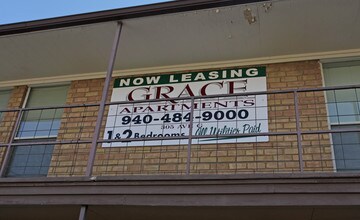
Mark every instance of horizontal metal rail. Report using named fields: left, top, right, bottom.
left=1, top=84, right=360, bottom=113
left=0, top=84, right=360, bottom=178
left=2, top=128, right=360, bottom=147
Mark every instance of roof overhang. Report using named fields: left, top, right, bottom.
left=0, top=0, right=264, bottom=36
left=1, top=0, right=360, bottom=87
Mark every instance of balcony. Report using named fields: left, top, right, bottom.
left=1, top=84, right=360, bottom=219
left=1, top=0, right=360, bottom=218
left=1, top=84, right=360, bottom=177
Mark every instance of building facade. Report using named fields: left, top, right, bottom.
left=1, top=0, right=360, bottom=219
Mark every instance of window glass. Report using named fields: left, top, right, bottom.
left=26, top=85, right=69, bottom=107
left=0, top=90, right=11, bottom=120
left=0, top=90, right=11, bottom=109
left=17, top=85, right=69, bottom=139
left=6, top=141, right=55, bottom=177
left=332, top=125, right=360, bottom=171
left=324, top=62, right=360, bottom=124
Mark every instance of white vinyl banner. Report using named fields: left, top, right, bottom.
left=103, top=67, right=268, bottom=147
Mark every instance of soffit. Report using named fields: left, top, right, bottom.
left=0, top=22, right=117, bottom=82
left=0, top=0, right=360, bottom=84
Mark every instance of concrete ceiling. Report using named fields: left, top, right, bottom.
left=0, top=0, right=360, bottom=84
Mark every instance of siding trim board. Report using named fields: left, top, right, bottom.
left=0, top=173, right=360, bottom=206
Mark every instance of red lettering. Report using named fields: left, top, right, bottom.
left=228, top=80, right=247, bottom=94
left=200, top=82, right=224, bottom=96
left=127, top=87, right=151, bottom=101
left=178, top=84, right=195, bottom=97
left=155, top=86, right=174, bottom=99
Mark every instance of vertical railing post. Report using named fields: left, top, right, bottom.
left=186, top=98, right=195, bottom=175
left=78, top=206, right=87, bottom=220
left=0, top=109, right=24, bottom=177
left=294, top=91, right=304, bottom=172
left=85, top=21, right=123, bottom=177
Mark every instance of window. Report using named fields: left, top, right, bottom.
left=17, top=85, right=69, bottom=139
left=0, top=89, right=11, bottom=121
left=323, top=61, right=360, bottom=171
left=6, top=85, right=69, bottom=177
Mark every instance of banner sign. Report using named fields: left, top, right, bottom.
left=103, top=67, right=268, bottom=147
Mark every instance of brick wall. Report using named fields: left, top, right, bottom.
left=0, top=61, right=333, bottom=176
left=187, top=61, right=332, bottom=174
left=48, top=79, right=106, bottom=176
left=267, top=61, right=332, bottom=172
left=0, top=86, right=28, bottom=169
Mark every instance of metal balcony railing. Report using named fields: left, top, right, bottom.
left=1, top=85, right=360, bottom=177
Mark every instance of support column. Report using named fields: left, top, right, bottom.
left=85, top=21, right=123, bottom=177
left=186, top=98, right=195, bottom=175
left=78, top=206, right=87, bottom=220
left=294, top=91, right=304, bottom=172
left=79, top=21, right=123, bottom=220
